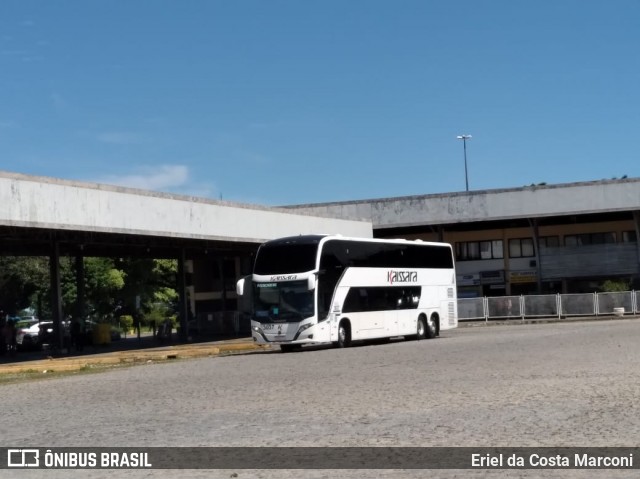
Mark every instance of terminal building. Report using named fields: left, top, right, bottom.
left=284, top=178, right=640, bottom=298
left=1, top=171, right=639, bottom=339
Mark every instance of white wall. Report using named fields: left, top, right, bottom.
left=0, top=171, right=372, bottom=242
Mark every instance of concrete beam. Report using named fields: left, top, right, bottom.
left=0, top=171, right=372, bottom=242
left=285, top=178, right=640, bottom=229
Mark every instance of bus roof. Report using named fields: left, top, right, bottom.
left=262, top=234, right=451, bottom=249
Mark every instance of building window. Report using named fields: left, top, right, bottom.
left=492, top=240, right=504, bottom=258
left=622, top=231, right=637, bottom=243
left=540, top=236, right=559, bottom=248
left=509, top=238, right=535, bottom=258
left=480, top=241, right=492, bottom=259
left=456, top=240, right=503, bottom=261
left=468, top=242, right=480, bottom=259
left=565, top=235, right=578, bottom=247
left=564, top=232, right=616, bottom=246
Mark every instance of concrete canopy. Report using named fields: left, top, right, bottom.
left=0, top=171, right=373, bottom=255
left=283, top=178, right=640, bottom=231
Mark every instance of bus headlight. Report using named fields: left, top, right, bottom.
left=297, top=323, right=312, bottom=335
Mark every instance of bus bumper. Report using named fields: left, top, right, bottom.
left=251, top=322, right=330, bottom=345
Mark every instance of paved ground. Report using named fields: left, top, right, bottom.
left=1, top=318, right=640, bottom=479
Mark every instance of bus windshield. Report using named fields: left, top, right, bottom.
left=253, top=280, right=315, bottom=323
left=254, top=243, right=318, bottom=275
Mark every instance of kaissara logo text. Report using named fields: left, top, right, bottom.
left=270, top=275, right=297, bottom=281
left=387, top=270, right=418, bottom=284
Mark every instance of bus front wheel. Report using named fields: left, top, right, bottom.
left=337, top=322, right=351, bottom=348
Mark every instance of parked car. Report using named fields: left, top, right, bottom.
left=37, top=321, right=71, bottom=348
left=15, top=319, right=41, bottom=350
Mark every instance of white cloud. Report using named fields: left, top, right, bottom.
left=97, top=165, right=188, bottom=190
left=93, top=165, right=215, bottom=199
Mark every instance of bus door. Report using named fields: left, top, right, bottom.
left=396, top=288, right=420, bottom=336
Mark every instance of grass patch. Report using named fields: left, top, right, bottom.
left=0, top=362, right=134, bottom=385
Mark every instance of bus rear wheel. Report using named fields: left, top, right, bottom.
left=426, top=315, right=438, bottom=339
left=416, top=318, right=427, bottom=340
left=337, top=322, right=351, bottom=348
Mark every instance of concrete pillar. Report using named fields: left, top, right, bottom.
left=75, top=253, right=85, bottom=322
left=177, top=248, right=188, bottom=342
left=528, top=218, right=543, bottom=294
left=633, top=211, right=640, bottom=270
left=49, top=240, right=64, bottom=350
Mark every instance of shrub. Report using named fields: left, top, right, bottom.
left=600, top=280, right=630, bottom=292
left=119, top=315, right=134, bottom=334
left=143, top=308, right=165, bottom=329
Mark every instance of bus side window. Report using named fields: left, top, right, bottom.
left=396, top=291, right=405, bottom=309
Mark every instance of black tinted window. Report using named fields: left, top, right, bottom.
left=254, top=243, right=319, bottom=274
left=321, top=240, right=453, bottom=269
left=343, top=286, right=421, bottom=313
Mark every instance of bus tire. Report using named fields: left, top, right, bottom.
left=426, top=315, right=438, bottom=339
left=337, top=321, right=351, bottom=348
left=416, top=317, right=427, bottom=340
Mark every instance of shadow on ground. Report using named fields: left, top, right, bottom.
left=0, top=331, right=250, bottom=365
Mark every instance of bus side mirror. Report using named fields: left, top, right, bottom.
left=236, top=276, right=248, bottom=296
left=307, top=275, right=316, bottom=291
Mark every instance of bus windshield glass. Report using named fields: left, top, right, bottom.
left=254, top=243, right=318, bottom=275
left=253, top=280, right=315, bottom=323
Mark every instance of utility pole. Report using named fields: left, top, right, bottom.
left=456, top=135, right=472, bottom=191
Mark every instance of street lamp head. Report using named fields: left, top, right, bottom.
left=457, top=135, right=472, bottom=140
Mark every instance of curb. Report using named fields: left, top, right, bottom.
left=0, top=341, right=270, bottom=375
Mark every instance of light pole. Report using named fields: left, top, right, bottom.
left=456, top=134, right=472, bottom=191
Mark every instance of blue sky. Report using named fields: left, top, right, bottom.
left=1, top=1, right=638, bottom=206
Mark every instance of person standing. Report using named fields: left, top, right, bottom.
left=6, top=318, right=17, bottom=356
left=71, top=318, right=84, bottom=352
left=0, top=312, right=6, bottom=357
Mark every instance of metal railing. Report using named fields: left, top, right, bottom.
left=458, top=291, right=638, bottom=321
left=198, top=293, right=638, bottom=330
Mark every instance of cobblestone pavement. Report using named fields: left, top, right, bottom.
left=2, top=319, right=640, bottom=479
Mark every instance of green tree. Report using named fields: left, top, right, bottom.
left=0, top=256, right=50, bottom=316
left=84, top=257, right=126, bottom=320
left=114, top=258, right=177, bottom=323
left=1, top=256, right=175, bottom=323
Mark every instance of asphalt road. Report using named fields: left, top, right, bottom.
left=2, top=319, right=640, bottom=479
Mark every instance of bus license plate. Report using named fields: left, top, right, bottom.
left=262, top=323, right=287, bottom=331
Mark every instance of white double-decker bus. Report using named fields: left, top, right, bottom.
left=236, top=235, right=457, bottom=352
